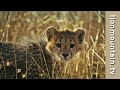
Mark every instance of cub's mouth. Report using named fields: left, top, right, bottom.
left=61, top=58, right=71, bottom=62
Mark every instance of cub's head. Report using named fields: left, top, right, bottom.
left=46, top=26, right=85, bottom=62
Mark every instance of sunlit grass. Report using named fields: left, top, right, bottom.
left=0, top=11, right=105, bottom=79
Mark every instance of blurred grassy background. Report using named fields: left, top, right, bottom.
left=0, top=11, right=105, bottom=79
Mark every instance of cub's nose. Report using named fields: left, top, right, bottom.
left=62, top=53, right=69, bottom=58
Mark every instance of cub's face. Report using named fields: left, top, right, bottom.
left=46, top=26, right=85, bottom=62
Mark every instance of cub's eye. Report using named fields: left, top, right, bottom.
left=70, top=44, right=75, bottom=48
left=56, top=43, right=61, bottom=48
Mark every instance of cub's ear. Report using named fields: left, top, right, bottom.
left=46, top=26, right=57, bottom=41
left=75, top=28, right=85, bottom=44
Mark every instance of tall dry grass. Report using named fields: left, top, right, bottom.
left=0, top=11, right=105, bottom=79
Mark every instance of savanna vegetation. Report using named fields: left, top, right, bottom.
left=0, top=11, right=105, bottom=79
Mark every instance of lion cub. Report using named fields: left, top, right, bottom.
left=46, top=26, right=85, bottom=62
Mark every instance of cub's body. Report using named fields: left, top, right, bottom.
left=0, top=42, right=52, bottom=79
